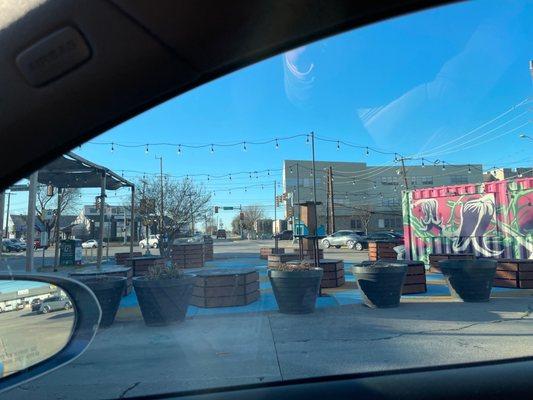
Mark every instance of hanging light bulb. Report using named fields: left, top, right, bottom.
left=352, top=180, right=355, bottom=185
left=142, top=173, right=146, bottom=179
left=213, top=191, right=216, bottom=196
left=394, top=186, right=397, bottom=192
left=267, top=169, right=270, bottom=176
left=421, top=159, right=425, bottom=168
left=243, top=141, right=247, bottom=151
left=229, top=190, right=231, bottom=195
left=306, top=135, right=310, bottom=144
left=442, top=163, right=446, bottom=171
left=177, top=145, right=181, bottom=155
left=229, top=173, right=232, bottom=180
left=249, top=172, right=252, bottom=179
left=261, top=185, right=264, bottom=190
left=336, top=141, right=340, bottom=151
left=380, top=193, right=383, bottom=199
left=210, top=144, right=214, bottom=154
left=145, top=144, right=149, bottom=154
left=373, top=183, right=377, bottom=189
left=468, top=165, right=472, bottom=174
left=207, top=175, right=210, bottom=181
left=289, top=167, right=293, bottom=174
left=275, top=139, right=279, bottom=149
left=365, top=147, right=369, bottom=156
left=245, top=187, right=247, bottom=192
left=111, top=142, right=115, bottom=152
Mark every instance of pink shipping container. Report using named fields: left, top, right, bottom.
left=402, top=177, right=533, bottom=265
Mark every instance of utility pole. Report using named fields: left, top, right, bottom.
left=155, top=156, right=164, bottom=235
left=310, top=132, right=319, bottom=269
left=25, top=173, right=38, bottom=272
left=328, top=166, right=336, bottom=233
left=399, top=157, right=409, bottom=190
left=4, top=192, right=14, bottom=237
left=0, top=192, right=5, bottom=252
left=273, top=181, right=278, bottom=251
left=142, top=179, right=151, bottom=256
left=53, top=188, right=62, bottom=269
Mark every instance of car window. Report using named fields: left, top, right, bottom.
left=2, top=1, right=532, bottom=399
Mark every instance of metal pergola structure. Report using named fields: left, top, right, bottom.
left=25, top=152, right=135, bottom=271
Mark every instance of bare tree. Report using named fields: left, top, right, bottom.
left=241, top=205, right=265, bottom=232
left=36, top=185, right=80, bottom=237
left=136, top=177, right=211, bottom=257
left=357, top=204, right=373, bottom=235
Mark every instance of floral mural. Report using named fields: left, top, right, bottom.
left=403, top=178, right=533, bottom=265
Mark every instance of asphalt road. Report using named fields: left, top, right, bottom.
left=0, top=308, right=74, bottom=378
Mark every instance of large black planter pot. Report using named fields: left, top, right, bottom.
left=439, top=259, right=497, bottom=302
left=353, top=261, right=408, bottom=308
left=268, top=268, right=323, bottom=314
left=132, top=276, right=195, bottom=326
left=76, top=276, right=126, bottom=328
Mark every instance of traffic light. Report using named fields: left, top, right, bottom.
left=239, top=212, right=245, bottom=220
left=214, top=206, right=219, bottom=213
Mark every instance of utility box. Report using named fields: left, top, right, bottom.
left=59, top=239, right=82, bottom=266
left=402, top=177, right=532, bottom=265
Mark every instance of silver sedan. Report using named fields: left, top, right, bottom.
left=321, top=230, right=366, bottom=250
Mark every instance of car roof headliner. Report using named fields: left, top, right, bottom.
left=0, top=0, right=454, bottom=190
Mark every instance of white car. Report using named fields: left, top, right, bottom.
left=139, top=235, right=159, bottom=249
left=81, top=239, right=106, bottom=249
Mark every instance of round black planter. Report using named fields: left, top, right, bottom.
left=268, top=268, right=323, bottom=314
left=75, top=276, right=126, bottom=328
left=438, top=259, right=497, bottom=302
left=132, top=276, right=195, bottom=326
left=353, top=261, right=408, bottom=308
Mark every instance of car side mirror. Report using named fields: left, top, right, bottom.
left=0, top=273, right=101, bottom=394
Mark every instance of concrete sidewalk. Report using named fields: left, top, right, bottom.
left=4, top=294, right=533, bottom=400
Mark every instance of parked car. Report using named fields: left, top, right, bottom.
left=139, top=234, right=159, bottom=249
left=2, top=238, right=23, bottom=252
left=9, top=238, right=26, bottom=251
left=0, top=303, right=19, bottom=313
left=216, top=229, right=227, bottom=239
left=34, top=239, right=49, bottom=250
left=352, top=231, right=405, bottom=250
left=81, top=239, right=107, bottom=249
left=321, top=230, right=367, bottom=250
left=38, top=296, right=72, bottom=314
left=31, top=298, right=43, bottom=312
left=273, top=230, right=293, bottom=240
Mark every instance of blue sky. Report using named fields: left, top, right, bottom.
left=9, top=0, right=533, bottom=228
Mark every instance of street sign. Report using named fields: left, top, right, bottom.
left=9, top=184, right=29, bottom=192
left=222, top=206, right=234, bottom=210
left=43, top=209, right=54, bottom=221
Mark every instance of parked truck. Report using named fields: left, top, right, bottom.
left=402, top=177, right=532, bottom=265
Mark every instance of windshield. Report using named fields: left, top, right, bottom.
left=1, top=0, right=532, bottom=399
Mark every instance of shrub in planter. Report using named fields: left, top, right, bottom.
left=438, top=258, right=497, bottom=302
left=75, top=276, right=126, bottom=328
left=132, top=263, right=195, bottom=326
left=268, top=261, right=323, bottom=314
left=353, top=261, right=408, bottom=308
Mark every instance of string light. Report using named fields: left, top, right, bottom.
left=275, top=139, right=279, bottom=149
left=336, top=141, right=340, bottom=151
left=365, top=147, right=369, bottom=156
left=442, top=164, right=446, bottom=171
left=177, top=145, right=181, bottom=155
left=306, top=135, right=310, bottom=144
left=249, top=172, right=252, bottom=179
left=352, top=180, right=355, bottom=185
left=421, top=159, right=425, bottom=168
left=229, top=174, right=232, bottom=180
left=111, top=142, right=114, bottom=152
left=468, top=165, right=471, bottom=174
left=210, top=144, right=214, bottom=154
left=267, top=170, right=270, bottom=176
left=207, top=175, right=210, bottom=181
left=145, top=144, right=149, bottom=154
left=243, top=141, right=247, bottom=151
left=373, top=183, right=377, bottom=189
left=289, top=167, right=293, bottom=174
left=245, top=187, right=247, bottom=192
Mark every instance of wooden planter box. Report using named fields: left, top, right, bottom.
left=260, top=247, right=285, bottom=259
left=191, top=268, right=260, bottom=307
left=429, top=253, right=475, bottom=273
left=267, top=253, right=300, bottom=268
left=401, top=260, right=427, bottom=294
left=318, top=259, right=345, bottom=288
left=368, top=240, right=402, bottom=261
left=493, top=259, right=533, bottom=288
left=125, top=256, right=166, bottom=277
left=286, top=259, right=345, bottom=288
left=202, top=236, right=214, bottom=261
left=171, top=243, right=205, bottom=268
left=115, top=252, right=142, bottom=265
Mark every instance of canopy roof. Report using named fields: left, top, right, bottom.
left=37, top=152, right=134, bottom=190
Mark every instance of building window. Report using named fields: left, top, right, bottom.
left=411, top=176, right=433, bottom=186
left=381, top=198, right=400, bottom=207
left=350, top=219, right=363, bottom=229
left=381, top=176, right=399, bottom=185
left=450, top=175, right=468, bottom=184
